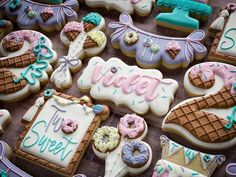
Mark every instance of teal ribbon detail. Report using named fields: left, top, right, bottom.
left=225, top=106, right=236, bottom=130
left=13, top=36, right=53, bottom=85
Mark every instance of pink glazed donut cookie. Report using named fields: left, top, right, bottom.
left=61, top=119, right=78, bottom=134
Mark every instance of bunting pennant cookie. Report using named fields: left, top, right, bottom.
left=77, top=57, right=178, bottom=116
left=109, top=13, right=207, bottom=69
left=50, top=12, right=107, bottom=89
left=0, top=30, right=57, bottom=102
left=162, top=62, right=236, bottom=150
left=152, top=135, right=226, bottom=177
left=85, top=0, right=154, bottom=16
left=15, top=89, right=110, bottom=177
left=0, top=0, right=79, bottom=32
left=92, top=114, right=152, bottom=177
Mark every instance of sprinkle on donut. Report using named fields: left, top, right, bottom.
left=118, top=114, right=145, bottom=139
left=61, top=119, right=78, bottom=134
left=122, top=140, right=149, bottom=168
left=93, top=126, right=120, bottom=153
left=124, top=31, right=139, bottom=45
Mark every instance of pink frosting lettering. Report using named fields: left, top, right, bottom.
left=122, top=74, right=141, bottom=94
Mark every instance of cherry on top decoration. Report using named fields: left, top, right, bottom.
left=0, top=0, right=79, bottom=32
left=50, top=12, right=107, bottom=90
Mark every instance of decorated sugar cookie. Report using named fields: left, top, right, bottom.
left=15, top=89, right=110, bottom=176
left=0, top=141, right=32, bottom=177
left=77, top=57, right=178, bottom=116
left=0, top=19, right=13, bottom=41
left=184, top=62, right=236, bottom=96
left=0, top=0, right=79, bottom=32
left=50, top=12, right=107, bottom=89
left=0, top=30, right=57, bottom=102
left=109, top=13, right=207, bottom=69
left=156, top=0, right=212, bottom=33
left=152, top=135, right=226, bottom=177
left=162, top=63, right=236, bottom=150
left=226, top=163, right=236, bottom=177
left=0, top=109, right=12, bottom=135
left=85, top=0, right=154, bottom=16
left=209, top=3, right=236, bottom=65
left=92, top=114, right=152, bottom=177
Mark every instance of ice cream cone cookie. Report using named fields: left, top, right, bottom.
left=92, top=114, right=152, bottom=177
left=0, top=0, right=79, bottom=32
left=0, top=30, right=57, bottom=102
left=50, top=12, right=106, bottom=90
left=152, top=135, right=226, bottom=177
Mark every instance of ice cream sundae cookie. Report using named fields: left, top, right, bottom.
left=0, top=20, right=13, bottom=41
left=156, top=0, right=212, bottom=33
left=77, top=57, right=178, bottom=116
left=50, top=12, right=106, bottom=90
left=152, top=135, right=226, bottom=177
left=92, top=114, right=152, bottom=177
left=109, top=13, right=207, bottom=69
left=0, top=141, right=32, bottom=177
left=15, top=89, right=110, bottom=177
left=0, top=0, right=79, bottom=32
left=85, top=0, right=154, bottom=17
left=209, top=3, right=236, bottom=65
left=0, top=30, right=57, bottom=102
left=0, top=109, right=12, bottom=135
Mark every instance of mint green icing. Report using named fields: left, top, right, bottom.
left=224, top=106, right=236, bottom=130
left=33, top=0, right=63, bottom=5
left=157, top=0, right=212, bottom=16
left=82, top=12, right=102, bottom=25
left=220, top=28, right=236, bottom=50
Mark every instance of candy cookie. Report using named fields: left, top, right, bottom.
left=109, top=13, right=207, bottom=69
left=15, top=89, right=110, bottom=177
left=152, top=135, right=226, bottom=177
left=155, top=0, right=212, bottom=33
left=0, top=19, right=13, bottom=41
left=77, top=57, right=178, bottom=116
left=0, top=0, right=79, bottom=32
left=92, top=114, right=152, bottom=177
left=0, top=109, right=11, bottom=135
left=0, top=30, right=57, bottom=102
left=50, top=12, right=106, bottom=89
left=0, top=141, right=32, bottom=177
left=209, top=3, right=236, bottom=65
left=184, top=62, right=236, bottom=97
left=85, top=0, right=154, bottom=17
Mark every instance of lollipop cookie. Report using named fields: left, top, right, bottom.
left=0, top=30, right=57, bottom=102
left=50, top=12, right=107, bottom=89
left=92, top=114, right=152, bottom=177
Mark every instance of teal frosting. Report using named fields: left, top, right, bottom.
left=9, top=0, right=22, bottom=11
left=82, top=12, right=102, bottom=25
left=224, top=106, right=236, bottom=130
left=33, top=0, right=63, bottom=5
left=157, top=0, right=212, bottom=16
left=0, top=20, right=7, bottom=27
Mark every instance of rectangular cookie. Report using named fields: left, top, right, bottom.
left=14, top=89, right=109, bottom=177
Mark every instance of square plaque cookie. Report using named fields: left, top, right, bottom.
left=14, top=89, right=110, bottom=176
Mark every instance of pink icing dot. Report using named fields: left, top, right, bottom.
left=118, top=114, right=145, bottom=138
left=130, top=0, right=141, bottom=4
left=61, top=119, right=78, bottom=134
left=63, top=21, right=82, bottom=33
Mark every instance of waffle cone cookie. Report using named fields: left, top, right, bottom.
left=152, top=135, right=226, bottom=177
left=51, top=12, right=106, bottom=90
left=0, top=30, right=57, bottom=102
left=83, top=22, right=96, bottom=32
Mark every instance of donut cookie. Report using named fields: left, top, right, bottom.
left=184, top=62, right=236, bottom=96
left=209, top=3, right=236, bottom=65
left=15, top=89, right=110, bottom=177
left=152, top=135, right=226, bottom=177
left=0, top=20, right=13, bottom=41
left=50, top=12, right=106, bottom=90
left=85, top=0, right=154, bottom=17
left=156, top=0, right=212, bottom=33
left=0, top=30, right=57, bottom=102
left=92, top=114, right=152, bottom=177
left=0, top=141, right=32, bottom=177
left=0, top=0, right=79, bottom=32
left=0, top=109, right=12, bottom=135
left=77, top=57, right=178, bottom=116
left=109, top=13, right=207, bottom=69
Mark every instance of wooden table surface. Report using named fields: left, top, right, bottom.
left=1, top=0, right=236, bottom=177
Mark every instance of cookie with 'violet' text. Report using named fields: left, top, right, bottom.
left=50, top=12, right=106, bottom=90
left=109, top=13, right=207, bottom=69
left=15, top=89, right=110, bottom=177
left=77, top=57, right=178, bottom=117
